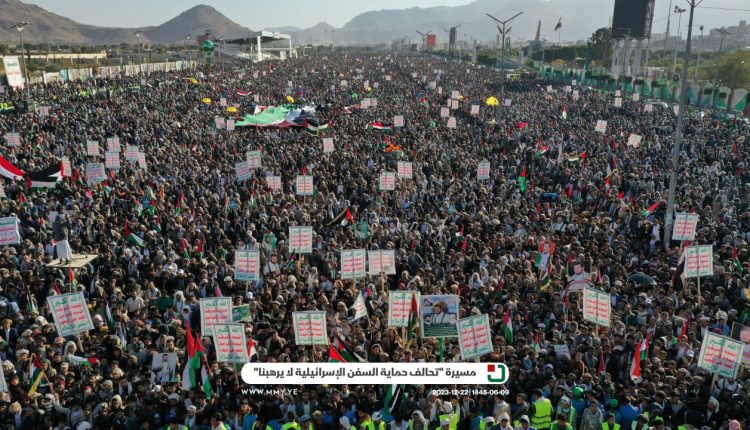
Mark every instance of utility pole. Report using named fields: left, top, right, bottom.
left=695, top=25, right=703, bottom=81
left=664, top=0, right=673, bottom=52
left=487, top=11, right=523, bottom=92
left=664, top=0, right=701, bottom=249
left=711, top=29, right=731, bottom=107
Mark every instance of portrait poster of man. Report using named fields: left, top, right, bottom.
left=420, top=294, right=459, bottom=338
left=567, top=260, right=592, bottom=292
left=536, top=238, right=556, bottom=273
left=731, top=322, right=750, bottom=368
left=151, top=352, right=178, bottom=384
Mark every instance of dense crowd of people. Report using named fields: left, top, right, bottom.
left=0, top=50, right=748, bottom=430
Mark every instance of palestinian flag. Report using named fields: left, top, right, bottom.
left=328, top=207, right=354, bottom=227
left=367, top=122, right=394, bottom=131
left=598, top=350, right=606, bottom=383
left=539, top=272, right=551, bottom=291
left=66, top=355, right=99, bottom=368
left=247, top=338, right=258, bottom=362
left=28, top=354, right=46, bottom=395
left=236, top=91, right=250, bottom=96
left=630, top=336, right=648, bottom=383
left=328, top=344, right=348, bottom=363
left=123, top=221, right=145, bottom=247
left=199, top=363, right=211, bottom=399
left=606, top=155, right=618, bottom=177
left=305, top=119, right=330, bottom=135
left=641, top=201, right=662, bottom=217
left=535, top=141, right=549, bottom=158
left=0, top=155, right=24, bottom=180
left=518, top=167, right=527, bottom=192
left=406, top=292, right=418, bottom=347
left=182, top=325, right=197, bottom=391
left=502, top=307, right=513, bottom=344
left=567, top=151, right=587, bottom=162
left=382, top=384, right=405, bottom=421
left=28, top=164, right=63, bottom=189
left=516, top=121, right=530, bottom=130
left=332, top=331, right=366, bottom=362
left=562, top=106, right=568, bottom=120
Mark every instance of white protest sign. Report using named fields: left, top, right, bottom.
left=47, top=292, right=95, bottom=337
left=246, top=150, right=262, bottom=169
left=368, top=250, right=396, bottom=275
left=351, top=292, right=368, bottom=322
left=292, top=311, right=328, bottom=345
left=393, top=115, right=405, bottom=128
left=685, top=245, right=714, bottom=278
left=199, top=297, right=233, bottom=336
left=289, top=226, right=313, bottom=254
left=504, top=99, right=512, bottom=107
left=213, top=323, right=248, bottom=363
left=214, top=117, right=226, bottom=130
left=86, top=163, right=106, bottom=185
left=3, top=132, right=20, bottom=147
left=595, top=120, right=608, bottom=133
left=0, top=217, right=21, bottom=245
left=673, top=213, right=699, bottom=241
left=554, top=344, right=571, bottom=359
left=125, top=145, right=139, bottom=162
left=0, top=184, right=5, bottom=198
left=340, top=80, right=348, bottom=87
left=644, top=104, right=653, bottom=112
left=137, top=152, right=147, bottom=169
left=388, top=291, right=417, bottom=327
left=234, top=250, right=260, bottom=281
left=385, top=75, right=391, bottom=81
left=397, top=161, right=413, bottom=179
left=615, top=90, right=622, bottom=97
left=450, top=99, right=459, bottom=110
left=477, top=161, right=490, bottom=180
left=614, top=97, right=622, bottom=107
left=105, top=151, right=120, bottom=170
left=38, top=105, right=51, bottom=117
left=627, top=134, right=642, bottom=147
left=61, top=157, right=71, bottom=177
left=470, top=105, right=480, bottom=115
left=341, top=249, right=366, bottom=280
left=546, top=85, right=553, bottom=92
left=226, top=119, right=235, bottom=131
left=428, top=81, right=436, bottom=89
left=451, top=90, right=460, bottom=99
left=582, top=287, right=611, bottom=327
left=572, top=90, right=580, bottom=101
left=633, top=93, right=641, bottom=101
left=440, top=107, right=449, bottom=118
left=295, top=175, right=314, bottom=196
left=86, top=141, right=99, bottom=157
left=673, top=105, right=680, bottom=115
left=323, top=137, right=334, bottom=154
left=697, top=332, right=743, bottom=378
left=235, top=161, right=251, bottom=182
left=266, top=175, right=282, bottom=193
left=379, top=172, right=396, bottom=191
left=447, top=117, right=457, bottom=128
left=457, top=314, right=492, bottom=359
left=106, top=136, right=120, bottom=152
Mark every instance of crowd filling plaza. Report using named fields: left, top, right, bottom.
left=0, top=52, right=748, bottom=430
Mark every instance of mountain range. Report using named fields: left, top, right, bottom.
left=0, top=0, right=618, bottom=46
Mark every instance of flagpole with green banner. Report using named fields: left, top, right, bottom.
left=438, top=338, right=444, bottom=362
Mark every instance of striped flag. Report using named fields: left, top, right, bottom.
left=382, top=384, right=405, bottom=421
left=502, top=307, right=513, bottom=344
left=28, top=354, right=46, bottom=395
left=630, top=336, right=648, bottom=383
left=328, top=344, right=348, bottom=363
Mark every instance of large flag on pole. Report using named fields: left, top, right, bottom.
left=502, top=307, right=513, bottom=343
left=28, top=354, right=46, bottom=395
left=382, top=384, right=405, bottom=420
left=630, top=336, right=648, bottom=383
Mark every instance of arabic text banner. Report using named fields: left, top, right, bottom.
left=241, top=363, right=510, bottom=385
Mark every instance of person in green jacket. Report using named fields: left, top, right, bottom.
left=549, top=414, right=573, bottom=430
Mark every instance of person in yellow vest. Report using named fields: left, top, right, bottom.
left=554, top=397, right=575, bottom=427
left=282, top=413, right=301, bottom=430
left=601, top=414, right=619, bottom=430
left=409, top=411, right=428, bottom=430
left=211, top=413, right=230, bottom=430
left=300, top=415, right=314, bottom=430
left=254, top=418, right=274, bottom=430
left=341, top=417, right=357, bottom=430
left=530, top=390, right=553, bottom=430
left=164, top=416, right=188, bottom=430
left=372, top=412, right=386, bottom=430
left=630, top=415, right=649, bottom=430
left=440, top=417, right=452, bottom=430
left=359, top=410, right=376, bottom=430
left=549, top=414, right=572, bottom=430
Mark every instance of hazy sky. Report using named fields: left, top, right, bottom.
left=27, top=0, right=750, bottom=34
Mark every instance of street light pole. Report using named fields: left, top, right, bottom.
left=663, top=0, right=701, bottom=250
left=12, top=22, right=30, bottom=99
left=711, top=29, right=730, bottom=107
left=672, top=6, right=686, bottom=76
left=487, top=12, right=523, bottom=80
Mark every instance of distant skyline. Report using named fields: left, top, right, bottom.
left=24, top=0, right=750, bottom=41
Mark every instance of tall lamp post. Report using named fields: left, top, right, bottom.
left=11, top=22, right=30, bottom=99
left=487, top=12, right=523, bottom=72
left=672, top=6, right=686, bottom=76
left=186, top=33, right=191, bottom=62
left=133, top=30, right=144, bottom=65
left=710, top=28, right=731, bottom=107
left=663, top=0, right=702, bottom=249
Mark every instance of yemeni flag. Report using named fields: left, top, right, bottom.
left=28, top=354, right=46, bottom=395
left=630, top=336, right=649, bottom=383
left=247, top=338, right=258, bottom=362
left=367, top=122, right=394, bottom=131
left=328, top=344, right=348, bottom=363
left=28, top=164, right=63, bottom=189
left=236, top=91, right=250, bottom=97
left=642, top=201, right=662, bottom=217
left=182, top=325, right=197, bottom=391
left=328, top=207, right=354, bottom=227
left=382, top=384, right=405, bottom=421
left=332, top=331, right=366, bottom=362
left=567, top=151, right=587, bottom=162
left=502, top=307, right=513, bottom=344
left=518, top=167, right=527, bottom=192
left=516, top=121, right=529, bottom=130
left=0, top=155, right=24, bottom=180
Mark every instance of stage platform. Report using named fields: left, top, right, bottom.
left=46, top=254, right=98, bottom=268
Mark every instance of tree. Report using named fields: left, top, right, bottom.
left=590, top=27, right=612, bottom=67
left=715, top=51, right=750, bottom=89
